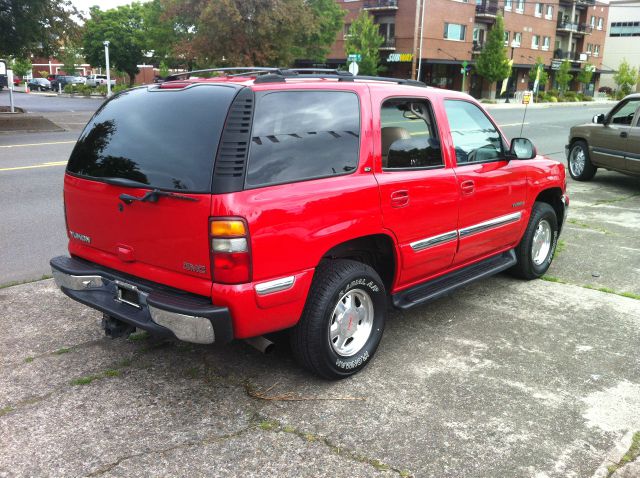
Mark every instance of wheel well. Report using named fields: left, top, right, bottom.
left=535, top=188, right=565, bottom=232
left=322, top=234, right=396, bottom=293
left=570, top=137, right=587, bottom=148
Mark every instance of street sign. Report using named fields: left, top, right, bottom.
left=462, top=60, right=468, bottom=68
left=347, top=54, right=362, bottom=62
left=348, top=62, right=359, bottom=76
left=551, top=59, right=562, bottom=70
left=523, top=92, right=532, bottom=105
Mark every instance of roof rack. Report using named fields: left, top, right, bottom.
left=165, top=66, right=427, bottom=88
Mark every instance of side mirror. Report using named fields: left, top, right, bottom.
left=508, top=138, right=536, bottom=160
left=592, top=113, right=605, bottom=124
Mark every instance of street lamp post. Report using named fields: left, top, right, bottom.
left=505, top=39, right=518, bottom=104
left=103, top=41, right=111, bottom=97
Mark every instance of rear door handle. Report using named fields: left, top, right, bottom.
left=620, top=131, right=628, bottom=138
left=461, top=180, right=475, bottom=194
left=390, top=190, right=409, bottom=208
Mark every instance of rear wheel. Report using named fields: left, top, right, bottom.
left=568, top=140, right=596, bottom=181
left=511, top=202, right=559, bottom=280
left=290, top=259, right=386, bottom=380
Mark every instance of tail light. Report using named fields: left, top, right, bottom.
left=209, top=218, right=252, bottom=284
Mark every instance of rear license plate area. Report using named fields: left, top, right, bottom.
left=115, top=280, right=141, bottom=308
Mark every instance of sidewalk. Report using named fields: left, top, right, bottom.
left=484, top=98, right=617, bottom=109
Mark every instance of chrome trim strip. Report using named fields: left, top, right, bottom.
left=255, top=276, right=295, bottom=296
left=459, top=212, right=523, bottom=238
left=410, top=230, right=458, bottom=252
left=52, top=270, right=104, bottom=290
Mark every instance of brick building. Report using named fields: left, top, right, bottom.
left=315, top=0, right=609, bottom=98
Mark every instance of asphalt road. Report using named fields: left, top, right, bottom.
left=0, top=94, right=624, bottom=286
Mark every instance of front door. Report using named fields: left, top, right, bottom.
left=443, top=99, right=528, bottom=266
left=591, top=97, right=640, bottom=171
left=374, top=97, right=460, bottom=289
left=625, top=106, right=640, bottom=173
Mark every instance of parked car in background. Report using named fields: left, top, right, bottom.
left=51, top=67, right=568, bottom=379
left=50, top=75, right=81, bottom=90
left=86, top=74, right=116, bottom=87
left=27, top=78, right=52, bottom=91
left=567, top=93, right=640, bottom=180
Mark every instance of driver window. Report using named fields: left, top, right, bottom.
left=610, top=99, right=640, bottom=126
left=444, top=100, right=503, bottom=165
left=380, top=99, right=443, bottom=170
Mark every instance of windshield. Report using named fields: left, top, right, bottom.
left=67, top=85, right=239, bottom=192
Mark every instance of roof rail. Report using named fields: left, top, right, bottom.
left=166, top=67, right=285, bottom=81
left=254, top=72, right=427, bottom=87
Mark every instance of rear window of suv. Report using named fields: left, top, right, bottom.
left=67, top=85, right=238, bottom=192
left=245, top=91, right=360, bottom=188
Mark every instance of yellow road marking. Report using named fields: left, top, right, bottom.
left=0, top=140, right=76, bottom=149
left=0, top=161, right=67, bottom=172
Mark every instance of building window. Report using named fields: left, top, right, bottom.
left=444, top=23, right=466, bottom=41
left=610, top=21, right=640, bottom=37
left=503, top=30, right=510, bottom=45
left=505, top=0, right=512, bottom=10
left=513, top=32, right=522, bottom=46
left=586, top=43, right=593, bottom=53
left=597, top=17, right=603, bottom=30
left=594, top=45, right=600, bottom=57
left=343, top=23, right=352, bottom=39
left=542, top=36, right=550, bottom=50
left=545, top=5, right=553, bottom=19
left=378, top=20, right=395, bottom=45
left=531, top=35, right=539, bottom=49
left=535, top=3, right=542, bottom=17
left=516, top=0, right=524, bottom=13
left=590, top=16, right=596, bottom=27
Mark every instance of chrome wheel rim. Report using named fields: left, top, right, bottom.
left=329, top=288, right=374, bottom=357
left=569, top=146, right=586, bottom=177
left=532, top=219, right=552, bottom=266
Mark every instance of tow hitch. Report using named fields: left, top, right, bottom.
left=101, top=314, right=136, bottom=338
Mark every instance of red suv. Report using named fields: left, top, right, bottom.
left=51, top=68, right=568, bottom=379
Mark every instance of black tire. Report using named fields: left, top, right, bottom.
left=568, top=140, right=596, bottom=181
left=290, top=259, right=387, bottom=380
left=511, top=202, right=559, bottom=280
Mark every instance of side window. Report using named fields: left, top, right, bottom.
left=609, top=99, right=639, bottom=126
left=444, top=100, right=503, bottom=165
left=246, top=91, right=360, bottom=188
left=380, top=98, right=443, bottom=169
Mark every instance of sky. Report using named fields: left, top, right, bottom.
left=71, top=0, right=151, bottom=17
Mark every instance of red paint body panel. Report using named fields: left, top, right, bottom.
left=61, top=78, right=567, bottom=341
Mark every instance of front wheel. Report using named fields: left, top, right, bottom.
left=290, top=259, right=387, bottom=380
left=568, top=140, right=596, bottom=181
left=510, top=202, right=559, bottom=280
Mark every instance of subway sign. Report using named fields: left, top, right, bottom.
left=387, top=53, right=413, bottom=62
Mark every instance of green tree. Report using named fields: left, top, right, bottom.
left=344, top=11, right=383, bottom=76
left=576, top=63, right=594, bottom=93
left=159, top=61, right=170, bottom=78
left=141, top=0, right=180, bottom=66
left=613, top=59, right=639, bottom=96
left=297, top=0, right=346, bottom=61
left=527, top=57, right=548, bottom=90
left=556, top=59, right=573, bottom=94
left=59, top=46, right=82, bottom=75
left=11, top=57, right=32, bottom=79
left=163, top=0, right=320, bottom=67
left=83, top=5, right=149, bottom=87
left=474, top=14, right=510, bottom=98
left=0, top=0, right=81, bottom=58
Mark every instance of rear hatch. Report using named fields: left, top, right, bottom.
left=64, top=83, right=241, bottom=295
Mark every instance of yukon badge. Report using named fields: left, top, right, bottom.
left=69, top=230, right=91, bottom=244
left=183, top=262, right=207, bottom=274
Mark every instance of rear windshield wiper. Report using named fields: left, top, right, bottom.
left=119, top=189, right=198, bottom=205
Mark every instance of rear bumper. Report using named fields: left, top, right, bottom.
left=50, top=255, right=233, bottom=344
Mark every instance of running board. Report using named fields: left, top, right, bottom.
left=392, top=249, right=517, bottom=310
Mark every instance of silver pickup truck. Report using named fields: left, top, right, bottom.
left=86, top=74, right=116, bottom=87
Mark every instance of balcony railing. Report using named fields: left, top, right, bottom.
left=553, top=49, right=590, bottom=61
left=363, top=0, right=399, bottom=10
left=380, top=37, right=396, bottom=49
left=472, top=41, right=484, bottom=53
left=556, top=20, right=593, bottom=34
left=475, top=3, right=500, bottom=16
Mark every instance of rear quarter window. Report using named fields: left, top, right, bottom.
left=245, top=91, right=360, bottom=188
left=67, top=85, right=239, bottom=192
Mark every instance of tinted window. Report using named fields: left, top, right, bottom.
left=610, top=99, right=639, bottom=126
left=67, top=85, right=238, bottom=192
left=381, top=98, right=443, bottom=169
left=246, top=91, right=360, bottom=188
left=444, top=100, right=503, bottom=164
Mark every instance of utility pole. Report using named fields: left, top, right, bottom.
left=411, top=0, right=420, bottom=80
left=104, top=41, right=112, bottom=97
left=416, top=0, right=426, bottom=81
